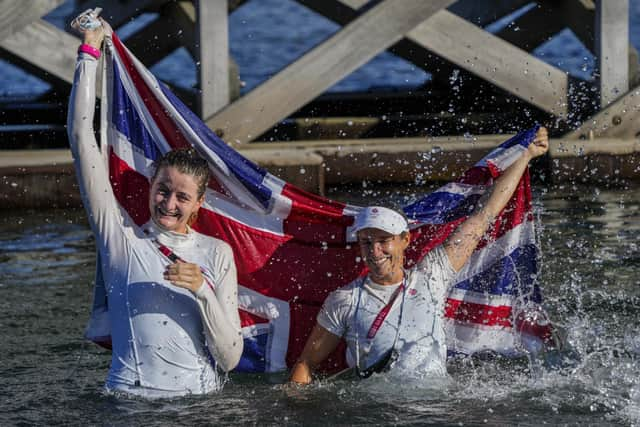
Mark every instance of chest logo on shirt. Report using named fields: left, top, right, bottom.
left=408, top=288, right=418, bottom=297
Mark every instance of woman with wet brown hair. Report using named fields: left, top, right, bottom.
left=68, top=16, right=242, bottom=398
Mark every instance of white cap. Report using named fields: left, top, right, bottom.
left=353, top=206, right=409, bottom=235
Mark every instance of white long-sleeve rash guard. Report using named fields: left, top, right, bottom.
left=67, top=52, right=243, bottom=398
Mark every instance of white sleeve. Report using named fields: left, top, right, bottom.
left=316, top=287, right=353, bottom=338
left=193, top=242, right=243, bottom=372
left=416, top=245, right=456, bottom=302
left=66, top=53, right=123, bottom=242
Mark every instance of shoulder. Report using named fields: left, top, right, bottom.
left=192, top=233, right=236, bottom=273
left=411, top=245, right=455, bottom=300
left=318, top=277, right=363, bottom=335
left=194, top=233, right=233, bottom=256
left=416, top=245, right=455, bottom=277
left=323, top=278, right=362, bottom=309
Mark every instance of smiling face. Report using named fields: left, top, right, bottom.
left=357, top=228, right=410, bottom=286
left=149, top=166, right=204, bottom=234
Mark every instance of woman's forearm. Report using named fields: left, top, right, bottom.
left=445, top=150, right=534, bottom=272
left=67, top=54, right=118, bottom=234
left=194, top=248, right=243, bottom=372
left=480, top=151, right=532, bottom=220
left=195, top=284, right=244, bottom=372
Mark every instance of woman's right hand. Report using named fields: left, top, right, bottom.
left=527, top=126, right=549, bottom=159
left=82, top=18, right=113, bottom=49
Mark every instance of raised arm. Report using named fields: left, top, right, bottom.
left=444, top=127, right=549, bottom=272
left=289, top=324, right=342, bottom=385
left=67, top=22, right=119, bottom=236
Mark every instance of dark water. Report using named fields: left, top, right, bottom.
left=1, top=184, right=639, bottom=426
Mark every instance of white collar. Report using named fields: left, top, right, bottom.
left=365, top=276, right=403, bottom=292
left=144, top=220, right=195, bottom=249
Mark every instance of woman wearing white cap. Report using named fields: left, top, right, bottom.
left=289, top=127, right=549, bottom=384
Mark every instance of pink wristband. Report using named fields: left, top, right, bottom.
left=78, top=44, right=101, bottom=59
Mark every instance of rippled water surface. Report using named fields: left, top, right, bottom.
left=1, top=184, right=639, bottom=426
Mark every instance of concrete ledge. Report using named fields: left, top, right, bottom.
left=549, top=139, right=640, bottom=184
left=317, top=140, right=496, bottom=184
left=1, top=137, right=639, bottom=209
left=0, top=149, right=77, bottom=208
left=0, top=149, right=73, bottom=169
left=242, top=134, right=515, bottom=150
left=0, top=147, right=327, bottom=208
left=550, top=138, right=640, bottom=156
left=242, top=135, right=515, bottom=185
left=241, top=148, right=325, bottom=195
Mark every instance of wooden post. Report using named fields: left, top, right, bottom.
left=596, top=0, right=628, bottom=107
left=196, top=0, right=229, bottom=119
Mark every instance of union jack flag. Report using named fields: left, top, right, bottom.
left=85, top=34, right=553, bottom=373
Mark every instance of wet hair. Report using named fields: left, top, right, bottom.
left=151, top=148, right=210, bottom=198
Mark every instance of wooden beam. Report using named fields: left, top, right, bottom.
left=302, top=0, right=533, bottom=30
left=566, top=83, right=640, bottom=139
left=596, top=0, right=629, bottom=107
left=298, top=0, right=457, bottom=88
left=406, top=11, right=567, bottom=117
left=540, top=0, right=640, bottom=90
left=300, top=0, right=533, bottom=89
left=123, top=1, right=240, bottom=107
left=549, top=138, right=640, bottom=184
left=207, top=0, right=456, bottom=144
left=0, top=50, right=69, bottom=90
left=0, top=0, right=159, bottom=88
left=196, top=0, right=229, bottom=118
left=1, top=20, right=79, bottom=84
left=298, top=0, right=567, bottom=116
left=167, top=1, right=197, bottom=55
left=0, top=0, right=64, bottom=43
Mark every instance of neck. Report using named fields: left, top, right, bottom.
left=151, top=218, right=189, bottom=235
left=369, top=270, right=404, bottom=286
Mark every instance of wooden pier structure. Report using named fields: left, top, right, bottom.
left=1, top=0, right=639, bottom=208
